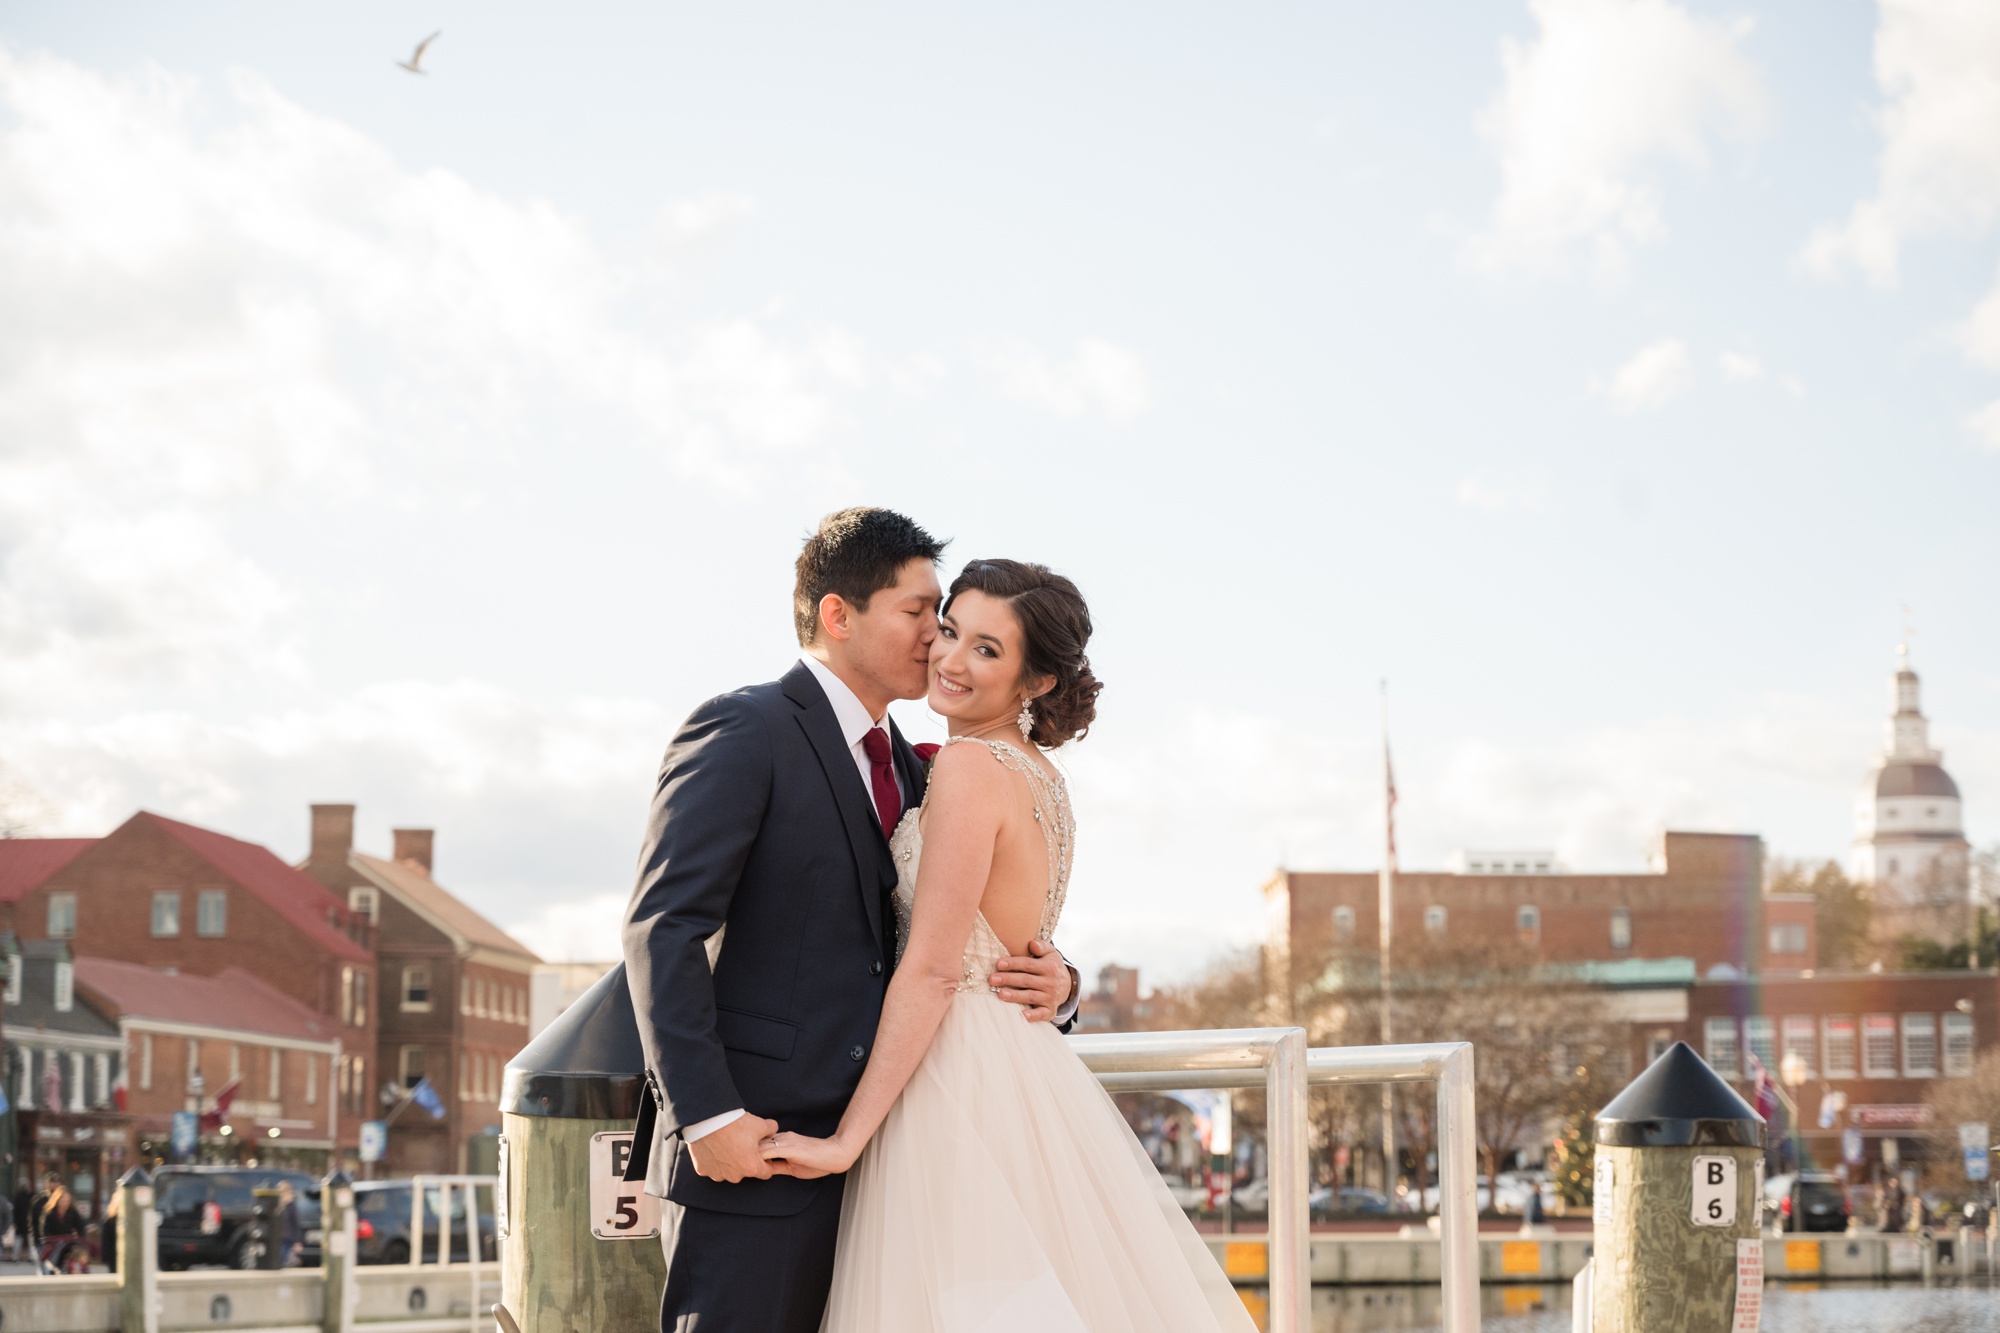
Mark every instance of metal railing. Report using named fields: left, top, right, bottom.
left=395, top=1174, right=497, bottom=1332
left=1067, top=1030, right=1478, bottom=1333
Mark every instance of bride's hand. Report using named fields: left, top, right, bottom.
left=759, top=1130, right=858, bottom=1179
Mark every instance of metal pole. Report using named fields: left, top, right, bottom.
left=1379, top=681, right=1396, bottom=1199
left=1265, top=1029, right=1310, bottom=1333
left=1433, top=1043, right=1479, bottom=1333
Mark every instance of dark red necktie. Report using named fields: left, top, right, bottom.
left=861, top=726, right=902, bottom=835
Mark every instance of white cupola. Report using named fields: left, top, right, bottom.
left=1853, top=646, right=1969, bottom=896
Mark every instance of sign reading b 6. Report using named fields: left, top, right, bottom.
left=1691, top=1155, right=1736, bottom=1228
left=589, top=1132, right=662, bottom=1241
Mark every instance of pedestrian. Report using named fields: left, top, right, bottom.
left=33, top=1174, right=83, bottom=1274
left=275, top=1181, right=304, bottom=1268
left=101, top=1189, right=119, bottom=1274
left=0, top=1189, right=13, bottom=1263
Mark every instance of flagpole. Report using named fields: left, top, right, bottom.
left=1379, top=681, right=1396, bottom=1198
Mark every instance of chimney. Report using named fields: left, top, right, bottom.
left=393, top=828, right=435, bottom=875
left=310, top=804, right=356, bottom=867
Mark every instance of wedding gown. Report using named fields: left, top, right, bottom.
left=819, top=737, right=1258, bottom=1333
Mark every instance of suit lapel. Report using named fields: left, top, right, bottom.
left=782, top=663, right=888, bottom=946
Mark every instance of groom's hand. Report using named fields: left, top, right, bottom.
left=688, top=1114, right=780, bottom=1183
left=990, top=939, right=1075, bottom=1024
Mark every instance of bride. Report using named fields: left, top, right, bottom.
left=762, top=559, right=1256, bottom=1333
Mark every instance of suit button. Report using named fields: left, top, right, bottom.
left=849, top=1045, right=865, bottom=1061
left=869, top=960, right=883, bottom=976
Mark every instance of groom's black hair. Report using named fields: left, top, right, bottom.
left=794, top=507, right=948, bottom=646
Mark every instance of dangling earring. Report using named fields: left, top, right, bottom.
left=1017, top=697, right=1035, bottom=743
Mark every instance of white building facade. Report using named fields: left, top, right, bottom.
left=1852, top=647, right=1970, bottom=910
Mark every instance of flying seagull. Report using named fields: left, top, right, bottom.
left=397, top=31, right=440, bottom=74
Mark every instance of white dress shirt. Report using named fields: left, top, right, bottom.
left=682, top=656, right=1073, bottom=1144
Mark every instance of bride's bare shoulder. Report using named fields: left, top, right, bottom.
left=927, top=738, right=1010, bottom=788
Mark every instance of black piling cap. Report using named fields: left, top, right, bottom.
left=1595, top=1041, right=1765, bottom=1148
left=500, top=961, right=647, bottom=1121
left=118, top=1166, right=153, bottom=1190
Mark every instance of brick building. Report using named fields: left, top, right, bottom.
left=1262, top=831, right=1791, bottom=1014
left=75, top=959, right=344, bottom=1179
left=0, top=812, right=377, bottom=1163
left=1661, top=970, right=1998, bottom=1175
left=1075, top=964, right=1155, bottom=1033
left=1, top=937, right=131, bottom=1216
left=300, top=806, right=540, bottom=1174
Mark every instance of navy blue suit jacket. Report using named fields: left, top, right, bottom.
left=620, top=662, right=925, bottom=1216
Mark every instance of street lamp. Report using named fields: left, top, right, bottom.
left=1779, top=1050, right=1809, bottom=1172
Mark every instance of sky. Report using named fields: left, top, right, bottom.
left=1, top=0, right=1996, bottom=983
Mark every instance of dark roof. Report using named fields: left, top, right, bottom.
left=128, top=813, right=371, bottom=964
left=0, top=839, right=96, bottom=903
left=0, top=936, right=119, bottom=1039
left=1875, top=762, right=1959, bottom=799
left=74, top=959, right=342, bottom=1044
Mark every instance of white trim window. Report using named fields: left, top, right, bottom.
left=1704, top=1018, right=1740, bottom=1077
left=151, top=891, right=181, bottom=938
left=93, top=1053, right=109, bottom=1109
left=269, top=1047, right=282, bottom=1100
left=1743, top=1016, right=1776, bottom=1071
left=139, top=1033, right=154, bottom=1092
left=1902, top=1013, right=1938, bottom=1078
left=1822, top=1016, right=1857, bottom=1079
left=196, top=890, right=227, bottom=938
left=1610, top=906, right=1632, bottom=951
left=1332, top=905, right=1356, bottom=944
left=348, top=887, right=380, bottom=925
left=54, top=960, right=73, bottom=1013
left=1516, top=905, right=1541, bottom=945
left=402, top=965, right=433, bottom=1013
left=1424, top=905, right=1447, bottom=936
left=5, top=953, right=21, bottom=1005
left=1781, top=1016, right=1816, bottom=1077
left=1944, top=1012, right=1975, bottom=1077
left=1862, top=1014, right=1898, bottom=1079
left=47, top=892, right=76, bottom=939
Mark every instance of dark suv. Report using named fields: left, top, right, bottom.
left=1768, top=1171, right=1850, bottom=1233
left=154, top=1167, right=323, bottom=1269
left=353, top=1181, right=497, bottom=1266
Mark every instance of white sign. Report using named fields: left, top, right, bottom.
left=1691, top=1155, right=1736, bottom=1228
left=359, top=1120, right=386, bottom=1164
left=589, top=1132, right=662, bottom=1241
left=1960, top=1122, right=1989, bottom=1183
left=1731, top=1236, right=1762, bottom=1332
left=1592, top=1157, right=1614, bottom=1226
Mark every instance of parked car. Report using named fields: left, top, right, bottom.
left=1403, top=1178, right=1495, bottom=1213
left=352, top=1181, right=497, bottom=1265
left=1492, top=1171, right=1556, bottom=1216
left=1309, top=1186, right=1392, bottom=1218
left=1763, top=1171, right=1849, bottom=1233
left=154, top=1167, right=322, bottom=1270
left=1230, top=1179, right=1270, bottom=1215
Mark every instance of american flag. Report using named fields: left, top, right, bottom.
left=1384, top=739, right=1399, bottom=874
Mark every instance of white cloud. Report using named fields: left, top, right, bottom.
left=1965, top=398, right=2000, bottom=450
left=0, top=44, right=885, bottom=707
left=1800, top=0, right=2000, bottom=286
left=1455, top=474, right=1546, bottom=512
left=1597, top=337, right=1694, bottom=411
left=978, top=337, right=1152, bottom=423
left=1718, top=350, right=1765, bottom=381
left=1468, top=0, right=1766, bottom=279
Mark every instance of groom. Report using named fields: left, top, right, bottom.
left=621, top=507, right=1080, bottom=1333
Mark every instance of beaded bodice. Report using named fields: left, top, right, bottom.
left=889, top=737, right=1075, bottom=993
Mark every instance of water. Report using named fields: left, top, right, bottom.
left=1238, top=1280, right=2000, bottom=1331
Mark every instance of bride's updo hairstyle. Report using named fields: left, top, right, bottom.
left=943, top=559, right=1102, bottom=747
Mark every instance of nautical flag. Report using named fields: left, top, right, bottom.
left=1747, top=1053, right=1780, bottom=1123
left=1384, top=738, right=1398, bottom=873
left=410, top=1076, right=446, bottom=1120
left=200, top=1077, right=241, bottom=1132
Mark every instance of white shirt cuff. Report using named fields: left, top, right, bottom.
left=1053, top=952, right=1081, bottom=1027
left=682, top=1108, right=746, bottom=1143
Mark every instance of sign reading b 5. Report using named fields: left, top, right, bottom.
left=589, top=1132, right=662, bottom=1241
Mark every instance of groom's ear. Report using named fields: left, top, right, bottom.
left=817, top=593, right=855, bottom=644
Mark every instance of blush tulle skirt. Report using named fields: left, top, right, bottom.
left=820, top=991, right=1258, bottom=1333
